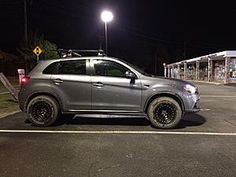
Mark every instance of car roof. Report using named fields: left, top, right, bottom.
left=39, top=56, right=125, bottom=63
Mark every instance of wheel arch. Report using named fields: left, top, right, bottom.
left=24, top=92, right=63, bottom=113
left=144, top=92, right=185, bottom=114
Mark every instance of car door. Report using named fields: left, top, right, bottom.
left=50, top=59, right=91, bottom=111
left=91, top=59, right=142, bottom=112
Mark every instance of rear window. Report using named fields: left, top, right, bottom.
left=42, top=62, right=60, bottom=74
left=42, top=60, right=86, bottom=75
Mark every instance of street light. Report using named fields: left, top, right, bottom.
left=101, top=10, right=113, bottom=55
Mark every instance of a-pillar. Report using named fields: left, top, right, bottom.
left=207, top=58, right=213, bottom=82
left=177, top=64, right=181, bottom=79
left=224, top=57, right=231, bottom=84
left=196, top=61, right=200, bottom=80
left=184, top=62, right=187, bottom=80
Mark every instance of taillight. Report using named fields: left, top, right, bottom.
left=21, top=76, right=30, bottom=85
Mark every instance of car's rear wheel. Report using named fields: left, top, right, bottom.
left=27, top=95, right=60, bottom=127
left=147, top=97, right=182, bottom=129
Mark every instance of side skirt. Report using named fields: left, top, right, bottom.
left=62, top=110, right=148, bottom=119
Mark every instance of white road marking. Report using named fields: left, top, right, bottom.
left=200, top=108, right=211, bottom=111
left=0, top=130, right=235, bottom=136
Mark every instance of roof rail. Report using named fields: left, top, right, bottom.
left=58, top=49, right=106, bottom=58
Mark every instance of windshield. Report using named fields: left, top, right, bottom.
left=117, top=58, right=153, bottom=77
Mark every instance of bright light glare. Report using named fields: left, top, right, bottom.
left=101, top=10, right=113, bottom=23
left=184, top=84, right=197, bottom=94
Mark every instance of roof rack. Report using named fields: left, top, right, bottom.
left=58, top=49, right=106, bottom=58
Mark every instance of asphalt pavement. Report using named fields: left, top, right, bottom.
left=0, top=83, right=235, bottom=177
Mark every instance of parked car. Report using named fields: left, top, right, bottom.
left=18, top=55, right=200, bottom=128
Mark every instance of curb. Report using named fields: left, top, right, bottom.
left=0, top=111, right=21, bottom=119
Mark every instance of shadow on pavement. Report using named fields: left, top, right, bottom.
left=58, top=116, right=150, bottom=127
left=54, top=113, right=206, bottom=129
left=225, top=83, right=236, bottom=87
left=176, top=114, right=206, bottom=129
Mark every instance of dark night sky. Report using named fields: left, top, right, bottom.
left=1, top=0, right=236, bottom=73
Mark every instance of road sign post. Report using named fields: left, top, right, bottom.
left=33, top=46, right=42, bottom=62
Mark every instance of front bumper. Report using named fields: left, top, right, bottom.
left=183, top=93, right=200, bottom=113
left=187, top=99, right=200, bottom=113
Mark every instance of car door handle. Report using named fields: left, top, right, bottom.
left=53, top=79, right=63, bottom=85
left=93, top=82, right=103, bottom=87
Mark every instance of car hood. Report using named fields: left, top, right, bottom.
left=140, top=75, right=196, bottom=87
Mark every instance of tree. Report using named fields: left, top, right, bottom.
left=18, top=32, right=59, bottom=60
left=18, top=32, right=59, bottom=72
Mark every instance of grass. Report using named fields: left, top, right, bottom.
left=0, top=93, right=19, bottom=117
left=0, top=76, right=19, bottom=90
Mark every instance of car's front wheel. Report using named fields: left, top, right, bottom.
left=27, top=95, right=60, bottom=127
left=147, top=97, right=182, bottom=129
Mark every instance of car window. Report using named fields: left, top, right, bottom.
left=59, top=60, right=86, bottom=75
left=43, top=62, right=60, bottom=74
left=93, top=60, right=128, bottom=78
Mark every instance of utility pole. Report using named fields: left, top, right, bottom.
left=23, top=0, right=28, bottom=42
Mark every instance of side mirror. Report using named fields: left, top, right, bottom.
left=125, top=71, right=135, bottom=78
left=125, top=71, right=136, bottom=84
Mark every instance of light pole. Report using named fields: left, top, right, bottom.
left=101, top=10, right=113, bottom=55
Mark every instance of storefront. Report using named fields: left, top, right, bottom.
left=230, top=58, right=236, bottom=80
left=164, top=51, right=236, bottom=84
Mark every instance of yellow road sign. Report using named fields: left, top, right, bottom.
left=33, top=46, right=42, bottom=56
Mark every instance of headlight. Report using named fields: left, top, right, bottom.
left=184, top=84, right=197, bottom=94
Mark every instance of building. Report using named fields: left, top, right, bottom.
left=164, top=51, right=236, bottom=84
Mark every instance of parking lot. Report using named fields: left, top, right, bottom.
left=0, top=83, right=235, bottom=177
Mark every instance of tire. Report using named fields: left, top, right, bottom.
left=27, top=95, right=60, bottom=127
left=147, top=97, right=182, bottom=129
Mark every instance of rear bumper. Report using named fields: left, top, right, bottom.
left=18, top=89, right=28, bottom=112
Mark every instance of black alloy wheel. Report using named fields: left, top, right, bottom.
left=147, top=97, right=182, bottom=129
left=30, top=101, right=53, bottom=124
left=154, top=102, right=177, bottom=124
left=27, top=96, right=60, bottom=127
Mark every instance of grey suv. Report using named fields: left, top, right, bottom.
left=18, top=56, right=200, bottom=128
